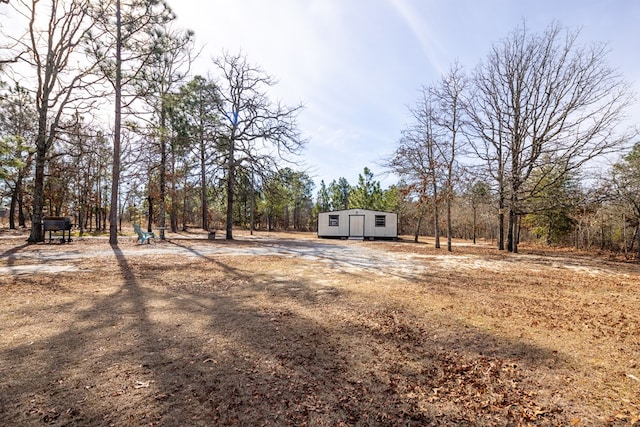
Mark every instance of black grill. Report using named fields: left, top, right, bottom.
left=42, top=216, right=73, bottom=243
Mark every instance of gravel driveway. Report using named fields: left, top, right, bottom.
left=0, top=235, right=429, bottom=278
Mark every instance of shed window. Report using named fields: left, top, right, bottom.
left=375, top=215, right=386, bottom=227
left=328, top=215, right=339, bottom=227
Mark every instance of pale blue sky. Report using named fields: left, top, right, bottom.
left=170, top=0, right=640, bottom=190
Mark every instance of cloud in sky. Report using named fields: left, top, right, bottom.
left=169, top=0, right=640, bottom=191
left=386, top=0, right=448, bottom=75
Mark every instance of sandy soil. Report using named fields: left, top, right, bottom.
left=0, top=229, right=638, bottom=426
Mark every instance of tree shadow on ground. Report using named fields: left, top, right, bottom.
left=0, top=240, right=579, bottom=425
left=0, top=244, right=362, bottom=425
left=0, top=243, right=31, bottom=267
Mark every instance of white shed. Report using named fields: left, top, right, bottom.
left=317, top=209, right=398, bottom=240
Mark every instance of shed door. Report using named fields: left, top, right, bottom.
left=349, top=215, right=364, bottom=237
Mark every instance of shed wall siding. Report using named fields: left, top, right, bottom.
left=318, top=209, right=397, bottom=238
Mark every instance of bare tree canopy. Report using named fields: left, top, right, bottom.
left=3, top=0, right=97, bottom=243
left=390, top=62, right=468, bottom=250
left=389, top=87, right=442, bottom=247
left=430, top=62, right=468, bottom=251
left=611, top=143, right=640, bottom=258
left=467, top=21, right=636, bottom=253
left=213, top=51, right=305, bottom=240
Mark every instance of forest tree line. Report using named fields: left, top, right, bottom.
left=0, top=2, right=639, bottom=257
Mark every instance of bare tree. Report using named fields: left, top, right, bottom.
left=430, top=62, right=468, bottom=251
left=466, top=179, right=491, bottom=245
left=65, top=116, right=111, bottom=235
left=389, top=88, right=442, bottom=247
left=213, top=52, right=305, bottom=240
left=467, top=22, right=635, bottom=253
left=611, top=143, right=640, bottom=259
left=6, top=0, right=97, bottom=242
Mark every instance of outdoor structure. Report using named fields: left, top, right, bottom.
left=42, top=216, right=73, bottom=244
left=317, top=209, right=398, bottom=240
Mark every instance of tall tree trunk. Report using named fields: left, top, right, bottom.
left=250, top=173, right=254, bottom=235
left=9, top=183, right=18, bottom=230
left=79, top=202, right=85, bottom=236
left=28, top=84, right=52, bottom=243
left=28, top=142, right=46, bottom=242
left=182, top=175, right=188, bottom=231
left=18, top=185, right=26, bottom=228
left=170, top=189, right=178, bottom=232
left=433, top=204, right=440, bottom=249
left=446, top=191, right=452, bottom=252
left=200, top=140, right=208, bottom=230
left=414, top=214, right=422, bottom=243
left=498, top=209, right=505, bottom=250
left=472, top=205, right=477, bottom=244
left=170, top=153, right=177, bottom=233
left=159, top=102, right=167, bottom=240
left=507, top=205, right=520, bottom=254
left=225, top=139, right=235, bottom=240
left=147, top=196, right=153, bottom=232
left=507, top=210, right=515, bottom=253
left=108, top=0, right=122, bottom=244
left=497, top=146, right=505, bottom=251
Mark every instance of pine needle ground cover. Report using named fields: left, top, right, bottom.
left=0, top=231, right=638, bottom=426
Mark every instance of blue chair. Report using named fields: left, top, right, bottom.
left=133, top=224, right=156, bottom=244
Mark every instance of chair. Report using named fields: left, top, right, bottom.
left=133, top=224, right=156, bottom=244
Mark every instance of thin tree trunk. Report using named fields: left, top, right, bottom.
left=159, top=102, right=167, bottom=240
left=472, top=205, right=477, bottom=244
left=622, top=214, right=627, bottom=255
left=9, top=183, right=18, bottom=230
left=108, top=0, right=122, bottom=244
left=515, top=215, right=521, bottom=251
left=95, top=205, right=100, bottom=230
left=433, top=208, right=440, bottom=248
left=507, top=210, right=517, bottom=253
left=28, top=145, right=46, bottom=242
left=170, top=157, right=178, bottom=233
left=446, top=192, right=452, bottom=252
left=182, top=175, right=188, bottom=232
left=18, top=185, right=26, bottom=228
left=250, top=172, right=254, bottom=235
left=225, top=139, right=235, bottom=240
left=200, top=140, right=208, bottom=230
left=498, top=209, right=505, bottom=251
left=414, top=215, right=422, bottom=243
left=79, top=203, right=85, bottom=236
left=147, top=196, right=153, bottom=232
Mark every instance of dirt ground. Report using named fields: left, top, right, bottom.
left=0, top=228, right=638, bottom=426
